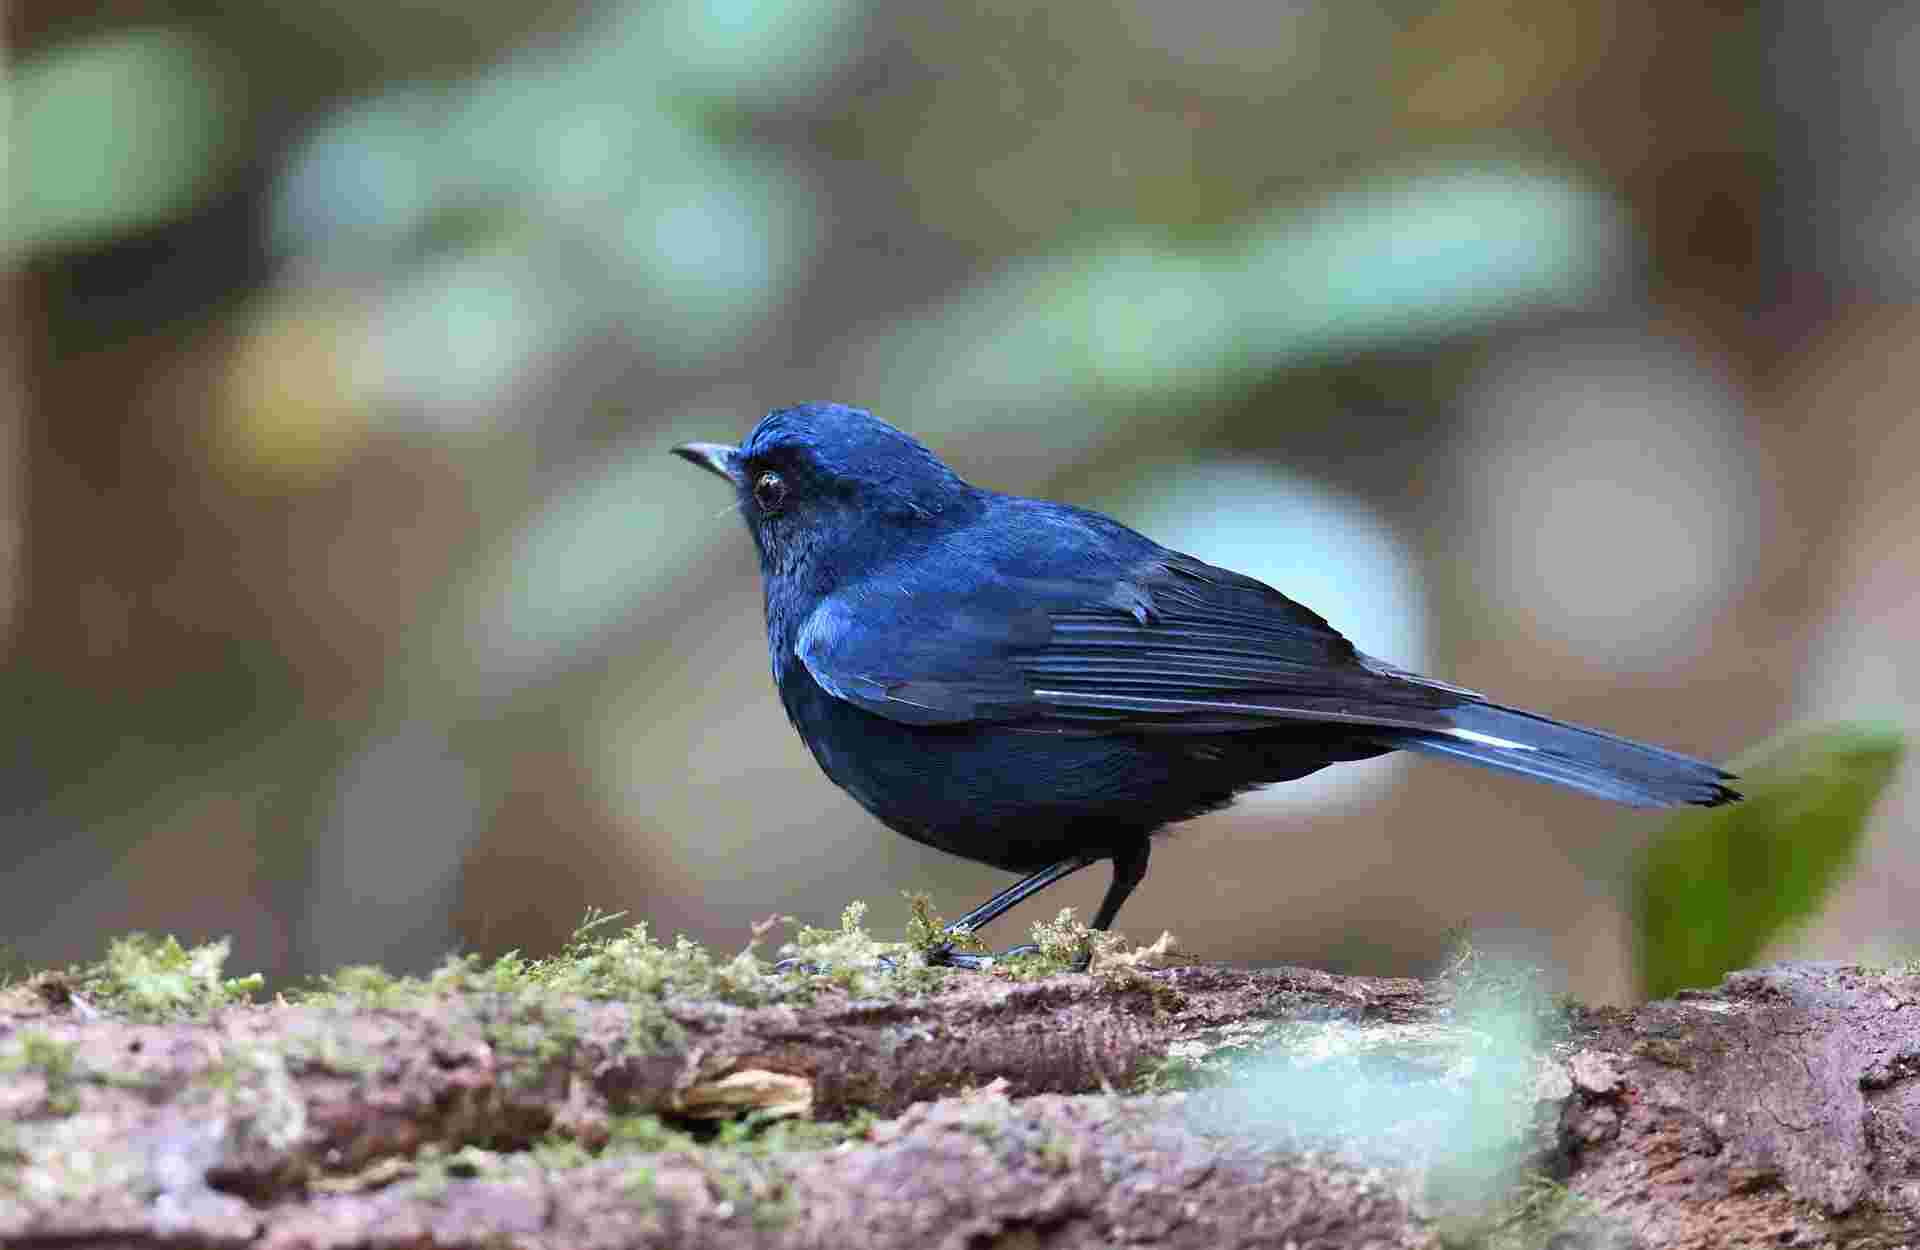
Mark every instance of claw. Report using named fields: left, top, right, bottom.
left=773, top=941, right=1087, bottom=976
left=924, top=945, right=995, bottom=971
left=772, top=952, right=902, bottom=975
left=924, top=941, right=1089, bottom=972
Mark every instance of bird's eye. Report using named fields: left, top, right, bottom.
left=753, top=471, right=788, bottom=514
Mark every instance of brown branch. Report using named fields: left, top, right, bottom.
left=2, top=960, right=1917, bottom=1247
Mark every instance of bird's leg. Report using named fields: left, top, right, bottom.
left=773, top=856, right=1100, bottom=976
left=1089, top=838, right=1149, bottom=931
left=929, top=841, right=1150, bottom=970
left=926, top=855, right=1097, bottom=969
left=984, top=839, right=1153, bottom=971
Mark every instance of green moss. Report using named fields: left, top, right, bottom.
left=13, top=900, right=1030, bottom=1022
left=294, top=900, right=984, bottom=1018
left=1129, top=1016, right=1293, bottom=1096
left=619, top=1162, right=657, bottom=1202
left=748, top=1172, right=800, bottom=1230
left=628, top=999, right=689, bottom=1053
left=300, top=951, right=532, bottom=1007
left=1434, top=1174, right=1600, bottom=1249
left=1131, top=1053, right=1222, bottom=1095
left=520, top=910, right=778, bottom=1006
left=0, top=1121, right=24, bottom=1186
left=0, top=1031, right=165, bottom=1118
left=786, top=902, right=915, bottom=996
left=606, top=1113, right=702, bottom=1154
left=746, top=899, right=978, bottom=996
left=591, top=1108, right=879, bottom=1166
left=293, top=914, right=764, bottom=1013
left=529, top=1136, right=596, bottom=1171
left=77, top=934, right=263, bottom=1020
left=715, top=1107, right=879, bottom=1154
left=476, top=999, right=581, bottom=1088
left=995, top=908, right=1140, bottom=975
left=1032, top=1132, right=1076, bottom=1174
left=280, top=1027, right=382, bottom=1078
left=204, top=1044, right=307, bottom=1152
left=1630, top=1036, right=1694, bottom=1070
left=303, top=963, right=411, bottom=1005
left=703, top=1155, right=799, bottom=1229
left=990, top=911, right=1185, bottom=1018
left=903, top=892, right=988, bottom=958
left=304, top=909, right=787, bottom=1009
left=1029, top=910, right=1105, bottom=967
left=954, top=1117, right=1002, bottom=1145
left=396, top=1144, right=474, bottom=1201
left=0, top=1033, right=82, bottom=1115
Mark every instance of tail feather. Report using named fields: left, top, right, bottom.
left=1378, top=702, right=1739, bottom=808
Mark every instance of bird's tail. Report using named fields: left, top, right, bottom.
left=1377, top=702, right=1739, bottom=808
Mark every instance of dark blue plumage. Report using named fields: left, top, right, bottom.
left=674, top=403, right=1738, bottom=954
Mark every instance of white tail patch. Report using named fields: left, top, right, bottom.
left=1446, top=727, right=1536, bottom=751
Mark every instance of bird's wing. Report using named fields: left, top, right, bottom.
left=799, top=544, right=1736, bottom=807
left=796, top=549, right=1466, bottom=734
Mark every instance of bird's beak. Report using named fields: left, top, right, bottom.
left=671, top=441, right=743, bottom=486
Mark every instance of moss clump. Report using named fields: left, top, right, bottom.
left=1131, top=1052, right=1223, bottom=1095
left=782, top=902, right=929, bottom=996
left=902, top=893, right=989, bottom=960
left=75, top=934, right=263, bottom=1021
left=994, top=910, right=1183, bottom=1006
left=295, top=903, right=969, bottom=1039
left=1131, top=1017, right=1283, bottom=1095
left=0, top=1033, right=82, bottom=1115
left=284, top=892, right=1144, bottom=1022
left=520, top=909, right=778, bottom=1006
left=606, top=1113, right=702, bottom=1154
left=1434, top=1174, right=1603, bottom=1249
left=711, top=1107, right=879, bottom=1154
left=1033, top=907, right=1103, bottom=967
left=594, top=1108, right=879, bottom=1163
left=474, top=998, right=585, bottom=1087
left=299, top=910, right=779, bottom=1010
left=301, top=962, right=417, bottom=1006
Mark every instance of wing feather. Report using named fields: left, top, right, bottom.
left=797, top=548, right=1465, bottom=733
left=793, top=533, right=1735, bottom=806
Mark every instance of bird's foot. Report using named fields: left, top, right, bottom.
left=923, top=941, right=1090, bottom=972
left=922, top=945, right=994, bottom=971
left=771, top=952, right=903, bottom=975
left=771, top=942, right=1090, bottom=976
left=774, top=947, right=990, bottom=973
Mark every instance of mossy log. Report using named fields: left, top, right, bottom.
left=2, top=938, right=1918, bottom=1248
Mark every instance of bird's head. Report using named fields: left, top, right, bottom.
left=674, top=403, right=978, bottom=583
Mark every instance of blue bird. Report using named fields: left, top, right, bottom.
left=675, top=403, right=1738, bottom=965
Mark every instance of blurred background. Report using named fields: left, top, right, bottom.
left=3, top=0, right=1916, bottom=1004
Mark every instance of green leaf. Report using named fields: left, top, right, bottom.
left=1633, top=723, right=1905, bottom=999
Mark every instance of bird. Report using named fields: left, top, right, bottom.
left=674, top=403, right=1738, bottom=965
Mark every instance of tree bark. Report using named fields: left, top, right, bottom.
left=2, top=958, right=1915, bottom=1248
